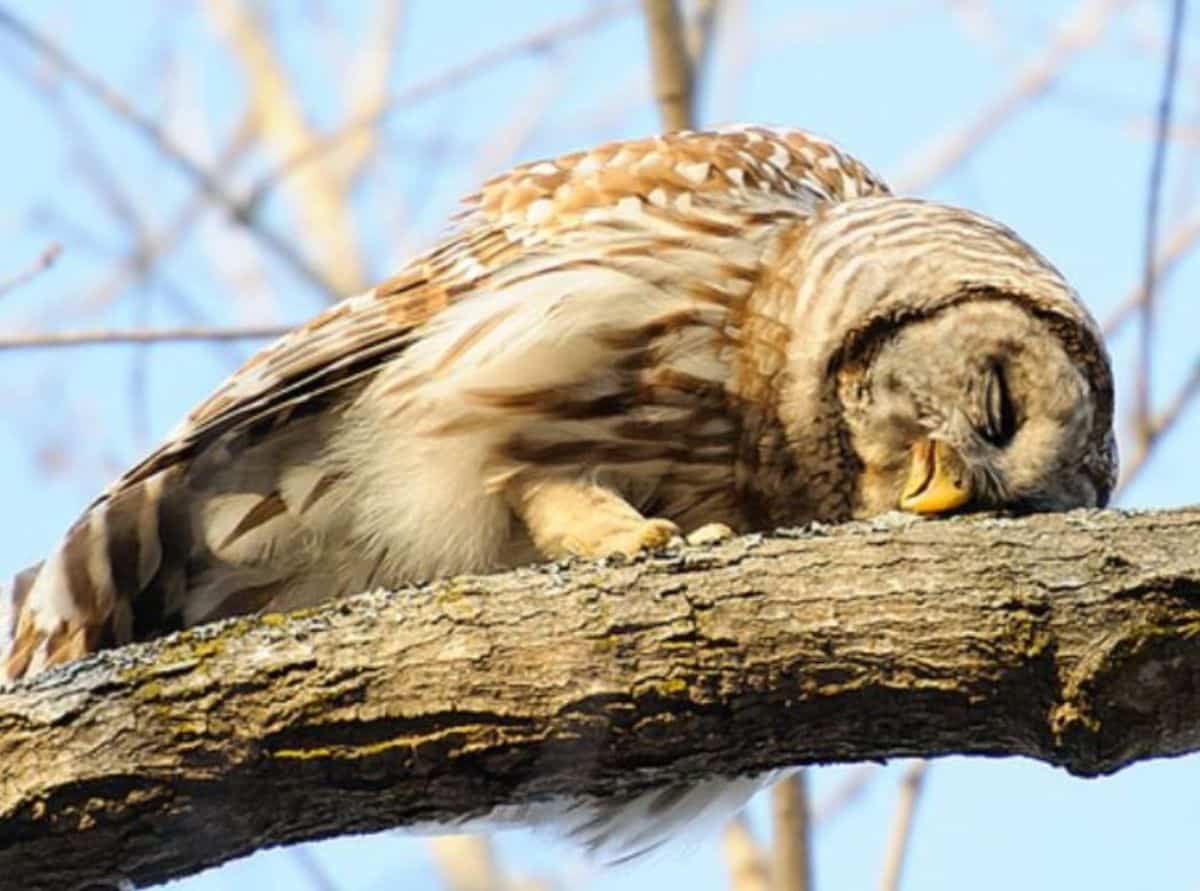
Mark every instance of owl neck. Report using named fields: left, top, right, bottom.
left=725, top=235, right=861, bottom=528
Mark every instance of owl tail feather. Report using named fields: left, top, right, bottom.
left=2, top=471, right=179, bottom=684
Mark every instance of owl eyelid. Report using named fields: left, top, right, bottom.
left=982, top=362, right=1017, bottom=446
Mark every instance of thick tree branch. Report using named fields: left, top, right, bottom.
left=3, top=508, right=1200, bottom=889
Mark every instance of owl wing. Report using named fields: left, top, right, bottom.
left=120, top=123, right=889, bottom=490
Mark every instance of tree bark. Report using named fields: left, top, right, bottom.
left=2, top=508, right=1199, bottom=889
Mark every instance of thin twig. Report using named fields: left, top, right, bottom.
left=723, top=816, right=772, bottom=891
left=1134, top=0, right=1187, bottom=444
left=204, top=0, right=369, bottom=295
left=642, top=0, right=695, bottom=130
left=812, top=764, right=879, bottom=825
left=469, top=53, right=569, bottom=182
left=892, top=0, right=1130, bottom=193
left=1116, top=359, right=1200, bottom=494
left=0, top=324, right=291, bottom=349
left=770, top=771, right=813, bottom=891
left=245, top=3, right=632, bottom=207
left=289, top=845, right=340, bottom=891
left=334, top=0, right=406, bottom=188
left=686, top=0, right=722, bottom=64
left=0, top=6, right=343, bottom=299
left=1102, top=212, right=1200, bottom=336
left=0, top=242, right=61, bottom=298
left=877, top=761, right=929, bottom=891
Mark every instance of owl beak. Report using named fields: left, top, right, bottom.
left=899, top=438, right=971, bottom=515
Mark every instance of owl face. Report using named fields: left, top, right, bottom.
left=838, top=298, right=1112, bottom=519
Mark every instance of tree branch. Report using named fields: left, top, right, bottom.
left=891, top=0, right=1129, bottom=193
left=0, top=7, right=344, bottom=300
left=642, top=0, right=696, bottom=130
left=0, top=324, right=291, bottom=349
left=3, top=508, right=1200, bottom=889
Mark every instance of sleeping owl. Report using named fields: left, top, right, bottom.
left=2, top=125, right=1116, bottom=856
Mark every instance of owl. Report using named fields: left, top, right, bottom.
left=2, top=125, right=1115, bottom=857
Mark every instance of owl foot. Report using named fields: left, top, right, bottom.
left=571, top=517, right=681, bottom=559
left=506, top=476, right=681, bottom=561
left=685, top=522, right=736, bottom=546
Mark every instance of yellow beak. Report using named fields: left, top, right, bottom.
left=899, top=438, right=971, bottom=515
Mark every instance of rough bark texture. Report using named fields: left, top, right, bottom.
left=2, top=508, right=1200, bottom=889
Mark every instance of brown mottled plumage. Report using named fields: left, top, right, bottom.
left=1, top=124, right=1116, bottom=856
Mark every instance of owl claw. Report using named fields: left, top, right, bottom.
left=601, top=518, right=682, bottom=558
left=685, top=522, right=736, bottom=546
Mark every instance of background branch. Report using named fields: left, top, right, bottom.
left=642, top=0, right=696, bottom=130
left=0, top=7, right=344, bottom=300
left=892, top=0, right=1129, bottom=193
left=877, top=761, right=928, bottom=891
left=1134, top=0, right=1187, bottom=450
left=770, top=773, right=812, bottom=891
left=0, top=323, right=291, bottom=349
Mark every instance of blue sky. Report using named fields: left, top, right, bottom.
left=1, top=2, right=1198, bottom=889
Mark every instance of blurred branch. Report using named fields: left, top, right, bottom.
left=429, top=835, right=505, bottom=891
left=469, top=54, right=569, bottom=182
left=722, top=765, right=880, bottom=891
left=0, top=6, right=343, bottom=299
left=290, top=846, right=340, bottom=891
left=1133, top=0, right=1186, bottom=445
left=877, top=761, right=929, bottom=891
left=204, top=0, right=369, bottom=295
left=892, top=0, right=1129, bottom=193
left=1116, top=359, right=1200, bottom=493
left=246, top=3, right=632, bottom=207
left=812, top=764, right=879, bottom=824
left=686, top=0, right=722, bottom=65
left=770, top=772, right=813, bottom=891
left=1102, top=212, right=1200, bottom=337
left=0, top=242, right=60, bottom=299
left=724, top=816, right=772, bottom=891
left=0, top=323, right=290, bottom=349
left=335, top=0, right=406, bottom=187
left=642, top=0, right=696, bottom=130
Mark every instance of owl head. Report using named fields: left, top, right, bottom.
left=809, top=198, right=1116, bottom=519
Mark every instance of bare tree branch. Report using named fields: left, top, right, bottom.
left=770, top=772, right=812, bottom=891
left=685, top=0, right=722, bottom=66
left=1102, top=212, right=1200, bottom=337
left=204, top=0, right=369, bottom=295
left=333, top=0, right=406, bottom=188
left=812, top=765, right=879, bottom=825
left=0, top=242, right=60, bottom=299
left=429, top=835, right=506, bottom=891
left=642, top=0, right=696, bottom=130
left=245, top=3, right=633, bottom=206
left=1133, top=0, right=1186, bottom=444
left=877, top=761, right=929, bottom=891
left=0, top=6, right=344, bottom=299
left=723, top=816, right=772, bottom=891
left=0, top=324, right=291, bottom=349
left=4, top=509, right=1200, bottom=889
left=289, top=846, right=340, bottom=891
left=1117, top=359, right=1200, bottom=492
left=892, top=0, right=1129, bottom=193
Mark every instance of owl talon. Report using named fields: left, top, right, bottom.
left=598, top=518, right=681, bottom=558
left=686, top=522, right=736, bottom=546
